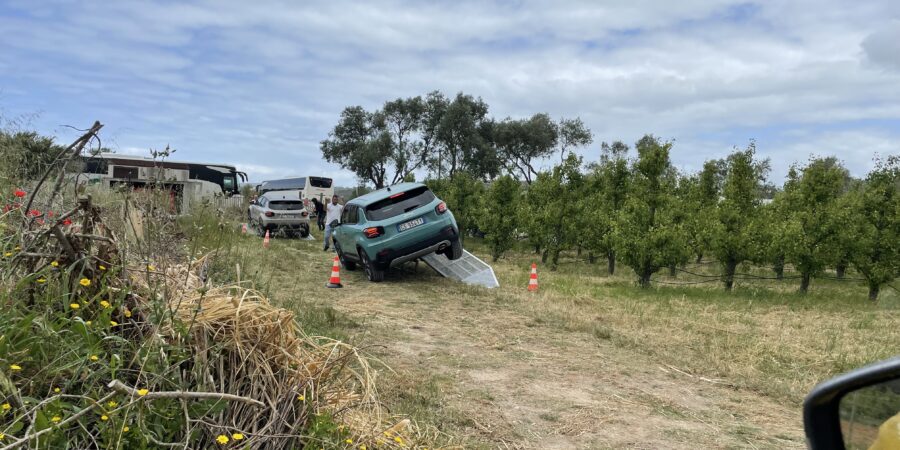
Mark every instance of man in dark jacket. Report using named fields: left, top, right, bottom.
left=310, top=197, right=326, bottom=230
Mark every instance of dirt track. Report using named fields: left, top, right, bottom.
left=315, top=264, right=807, bottom=449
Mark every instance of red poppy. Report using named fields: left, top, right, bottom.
left=47, top=211, right=55, bottom=217
left=62, top=218, right=73, bottom=226
left=28, top=209, right=41, bottom=217
left=37, top=219, right=45, bottom=225
left=13, top=189, right=26, bottom=198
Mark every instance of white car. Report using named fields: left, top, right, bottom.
left=247, top=191, right=310, bottom=238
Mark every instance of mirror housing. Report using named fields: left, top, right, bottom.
left=804, top=356, right=900, bottom=450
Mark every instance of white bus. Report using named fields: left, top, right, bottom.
left=256, top=176, right=334, bottom=205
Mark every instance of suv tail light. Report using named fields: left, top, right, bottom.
left=264, top=211, right=275, bottom=217
left=301, top=211, right=308, bottom=217
left=435, top=202, right=447, bottom=214
left=363, top=226, right=384, bottom=239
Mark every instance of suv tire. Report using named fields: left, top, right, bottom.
left=336, top=242, right=356, bottom=271
left=299, top=224, right=310, bottom=238
left=359, top=248, right=384, bottom=282
left=445, top=238, right=463, bottom=260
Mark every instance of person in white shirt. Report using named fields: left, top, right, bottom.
left=323, top=194, right=343, bottom=251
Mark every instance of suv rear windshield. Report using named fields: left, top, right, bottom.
left=365, top=187, right=435, bottom=221
left=268, top=201, right=304, bottom=211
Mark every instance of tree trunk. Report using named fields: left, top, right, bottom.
left=607, top=251, right=615, bottom=275
left=868, top=283, right=880, bottom=301
left=723, top=258, right=737, bottom=291
left=576, top=245, right=582, bottom=257
left=541, top=249, right=548, bottom=264
left=551, top=249, right=560, bottom=271
left=534, top=244, right=541, bottom=254
left=669, top=264, right=677, bottom=278
left=638, top=269, right=652, bottom=288
left=696, top=253, right=703, bottom=264
left=773, top=255, right=785, bottom=280
left=799, top=273, right=811, bottom=294
left=836, top=263, right=847, bottom=279
left=587, top=252, right=595, bottom=264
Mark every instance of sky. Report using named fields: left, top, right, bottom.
left=1, top=0, right=898, bottom=186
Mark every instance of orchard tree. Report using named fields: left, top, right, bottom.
left=614, top=135, right=689, bottom=287
left=522, top=154, right=584, bottom=269
left=584, top=141, right=631, bottom=274
left=782, top=157, right=849, bottom=293
left=685, top=159, right=725, bottom=262
left=708, top=143, right=770, bottom=291
left=479, top=175, right=521, bottom=261
left=848, top=156, right=900, bottom=301
left=0, top=130, right=65, bottom=182
left=427, top=172, right=484, bottom=244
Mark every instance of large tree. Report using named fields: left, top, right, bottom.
left=494, top=113, right=558, bottom=184
left=556, top=117, right=593, bottom=163
left=782, top=157, right=849, bottom=293
left=525, top=153, right=584, bottom=269
left=614, top=135, right=689, bottom=287
left=432, top=93, right=490, bottom=180
left=582, top=141, right=630, bottom=274
left=709, top=144, right=770, bottom=291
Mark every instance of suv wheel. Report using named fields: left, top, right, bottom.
left=255, top=220, right=266, bottom=237
left=299, top=224, right=310, bottom=238
left=336, top=242, right=356, bottom=271
left=445, top=238, right=463, bottom=260
left=359, top=248, right=384, bottom=282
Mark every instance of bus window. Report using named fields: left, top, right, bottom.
left=223, top=176, right=235, bottom=192
left=309, top=177, right=332, bottom=188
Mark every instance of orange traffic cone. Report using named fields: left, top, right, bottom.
left=241, top=223, right=248, bottom=234
left=326, top=255, right=343, bottom=288
left=263, top=230, right=270, bottom=248
left=527, top=263, right=539, bottom=292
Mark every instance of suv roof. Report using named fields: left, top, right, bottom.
left=349, top=182, right=425, bottom=206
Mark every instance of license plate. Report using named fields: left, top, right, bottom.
left=398, top=217, right=424, bottom=232
left=282, top=214, right=298, bottom=219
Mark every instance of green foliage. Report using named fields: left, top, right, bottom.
left=427, top=173, right=484, bottom=241
left=781, top=157, right=849, bottom=293
left=494, top=113, right=558, bottom=183
left=581, top=141, right=630, bottom=273
left=613, top=135, right=689, bottom=287
left=709, top=143, right=770, bottom=290
left=846, top=156, right=900, bottom=300
left=0, top=130, right=65, bottom=183
left=524, top=154, right=584, bottom=269
left=479, top=175, right=521, bottom=261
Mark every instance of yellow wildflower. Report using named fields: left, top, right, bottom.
left=2, top=403, right=11, bottom=410
left=137, top=389, right=149, bottom=396
left=70, top=303, right=80, bottom=309
left=90, top=355, right=99, bottom=362
left=79, top=278, right=91, bottom=287
left=14, top=246, right=20, bottom=251
left=360, top=445, right=367, bottom=450
left=147, top=264, right=155, bottom=272
left=124, top=309, right=132, bottom=318
left=232, top=433, right=244, bottom=440
left=36, top=278, right=46, bottom=284
left=9, top=364, right=21, bottom=371
left=0, top=432, right=5, bottom=440
left=3, top=252, right=11, bottom=257
left=216, top=435, right=229, bottom=445
left=297, top=394, right=305, bottom=401
left=110, top=320, right=118, bottom=327
left=51, top=416, right=61, bottom=423
left=85, top=321, right=92, bottom=326
left=100, top=300, right=110, bottom=308
left=51, top=261, right=59, bottom=267
left=53, top=388, right=61, bottom=393
left=100, top=415, right=108, bottom=421
left=345, top=439, right=353, bottom=444
left=99, top=265, right=106, bottom=271
left=107, top=401, right=118, bottom=408
left=393, top=436, right=403, bottom=444
left=123, top=426, right=129, bottom=432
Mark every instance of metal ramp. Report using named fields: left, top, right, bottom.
left=420, top=250, right=500, bottom=288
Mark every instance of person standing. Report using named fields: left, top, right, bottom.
left=323, top=194, right=343, bottom=251
left=310, top=198, right=326, bottom=230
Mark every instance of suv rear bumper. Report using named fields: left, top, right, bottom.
left=373, top=225, right=458, bottom=269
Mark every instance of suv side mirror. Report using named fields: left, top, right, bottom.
left=804, top=356, right=900, bottom=450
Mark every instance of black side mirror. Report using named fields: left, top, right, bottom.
left=804, top=356, right=900, bottom=450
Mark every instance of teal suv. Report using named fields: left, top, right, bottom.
left=333, top=182, right=462, bottom=282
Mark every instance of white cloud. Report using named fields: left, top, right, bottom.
left=0, top=0, right=898, bottom=185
